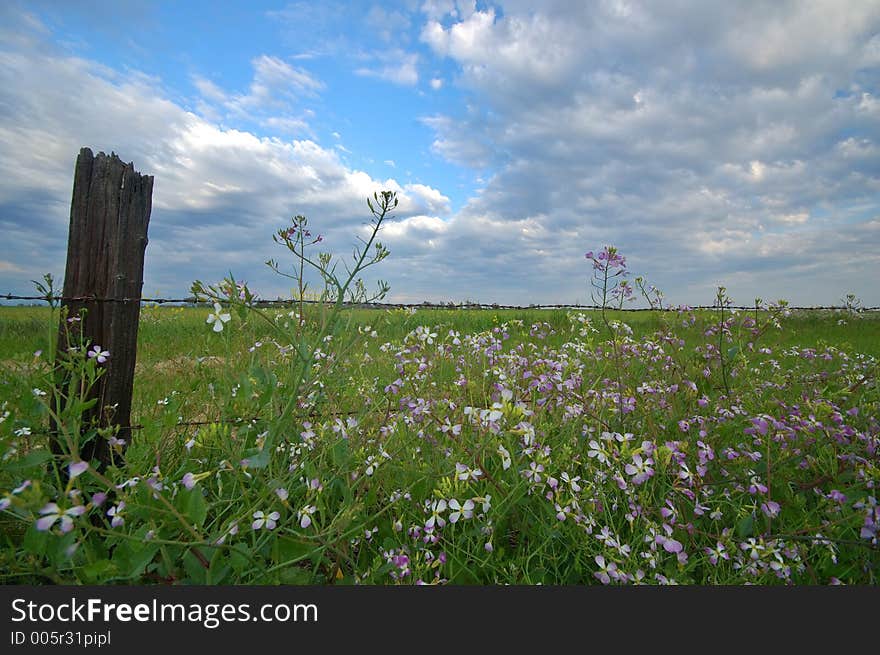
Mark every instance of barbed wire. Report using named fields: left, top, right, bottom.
left=23, top=408, right=367, bottom=439
left=2, top=293, right=878, bottom=312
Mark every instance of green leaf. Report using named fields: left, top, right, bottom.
left=181, top=550, right=207, bottom=583
left=180, top=489, right=208, bottom=527
left=727, top=346, right=740, bottom=359
left=228, top=543, right=252, bottom=573
left=332, top=439, right=350, bottom=468
left=113, top=540, right=160, bottom=579
left=79, top=559, right=117, bottom=584
left=330, top=476, right=352, bottom=504
left=47, top=531, right=77, bottom=566
left=272, top=537, right=315, bottom=565
left=22, top=524, right=49, bottom=556
left=736, top=514, right=754, bottom=539
left=4, top=450, right=53, bottom=474
left=241, top=446, right=270, bottom=469
left=279, top=566, right=313, bottom=584
left=209, top=548, right=230, bottom=584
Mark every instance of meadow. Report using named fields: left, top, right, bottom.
left=0, top=194, right=878, bottom=585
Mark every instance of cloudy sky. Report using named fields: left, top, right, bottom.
left=1, top=1, right=879, bottom=306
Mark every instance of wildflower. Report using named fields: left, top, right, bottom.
left=425, top=499, right=447, bottom=530
left=215, top=521, right=240, bottom=545
left=276, top=487, right=289, bottom=501
left=594, top=555, right=619, bottom=584
left=854, top=497, right=878, bottom=542
left=750, top=417, right=769, bottom=436
left=475, top=495, right=492, bottom=514
left=523, top=461, right=544, bottom=484
left=585, top=246, right=626, bottom=271
left=741, top=538, right=765, bottom=560
left=587, top=440, right=609, bottom=465
left=87, top=345, right=110, bottom=363
left=107, top=502, right=126, bottom=527
left=761, top=501, right=781, bottom=518
left=748, top=476, right=768, bottom=495
left=448, top=499, right=474, bottom=523
left=181, top=473, right=197, bottom=490
left=415, top=325, right=438, bottom=345
left=35, top=503, right=85, bottom=533
left=252, top=510, right=281, bottom=531
left=206, top=303, right=231, bottom=332
left=624, top=454, right=654, bottom=485
left=296, top=505, right=316, bottom=529
left=497, top=444, right=512, bottom=470
left=561, top=472, right=582, bottom=492
left=68, top=460, right=88, bottom=479
left=32, top=388, right=47, bottom=397
left=705, top=542, right=729, bottom=565
left=389, top=552, right=410, bottom=579
left=455, top=463, right=483, bottom=482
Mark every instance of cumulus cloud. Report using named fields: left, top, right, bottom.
left=2, top=2, right=880, bottom=307
left=412, top=0, right=880, bottom=304
left=0, top=10, right=447, bottom=300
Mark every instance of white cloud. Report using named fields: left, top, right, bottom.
left=355, top=49, right=419, bottom=86
left=775, top=212, right=810, bottom=225
left=3, top=3, right=880, bottom=307
left=366, top=5, right=412, bottom=43
left=192, top=55, right=322, bottom=135
left=401, top=183, right=451, bottom=216
left=410, top=0, right=880, bottom=304
left=0, top=15, right=448, bottom=300
left=420, top=0, right=459, bottom=22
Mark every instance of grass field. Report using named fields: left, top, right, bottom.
left=1, top=301, right=878, bottom=584
left=3, top=304, right=879, bottom=425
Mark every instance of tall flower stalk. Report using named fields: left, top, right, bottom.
left=586, top=246, right=630, bottom=428
left=191, top=191, right=397, bottom=466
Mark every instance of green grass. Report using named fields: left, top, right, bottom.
left=1, top=303, right=878, bottom=431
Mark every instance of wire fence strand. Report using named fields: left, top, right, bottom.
left=3, top=293, right=878, bottom=312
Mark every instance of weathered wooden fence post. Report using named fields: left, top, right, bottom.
left=52, top=148, right=153, bottom=470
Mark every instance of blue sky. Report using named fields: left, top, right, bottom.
left=1, top=1, right=879, bottom=305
